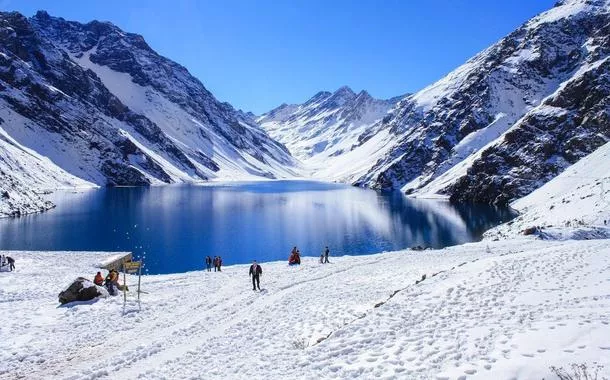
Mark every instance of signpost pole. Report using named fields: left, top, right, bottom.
left=123, top=261, right=127, bottom=304
left=137, top=265, right=142, bottom=301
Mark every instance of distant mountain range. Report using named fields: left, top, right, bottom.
left=1, top=0, right=609, bottom=217
left=258, top=86, right=404, bottom=162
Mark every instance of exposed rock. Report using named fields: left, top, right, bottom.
left=58, top=277, right=109, bottom=305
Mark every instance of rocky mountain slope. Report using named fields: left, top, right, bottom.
left=0, top=10, right=298, bottom=216
left=258, top=86, right=403, bottom=172
left=485, top=140, right=610, bottom=240
left=307, top=0, right=609, bottom=205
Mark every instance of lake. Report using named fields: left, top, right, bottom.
left=0, top=181, right=515, bottom=274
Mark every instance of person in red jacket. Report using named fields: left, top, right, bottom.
left=249, top=260, right=262, bottom=291
left=93, top=271, right=104, bottom=286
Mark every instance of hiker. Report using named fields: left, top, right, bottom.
left=216, top=256, right=223, bottom=272
left=324, top=246, right=330, bottom=263
left=6, top=256, right=15, bottom=271
left=249, top=260, right=263, bottom=291
left=288, top=252, right=297, bottom=265
left=104, top=269, right=119, bottom=296
left=213, top=256, right=218, bottom=272
left=205, top=256, right=212, bottom=272
left=93, top=271, right=104, bottom=286
left=289, top=248, right=300, bottom=265
left=319, top=252, right=324, bottom=264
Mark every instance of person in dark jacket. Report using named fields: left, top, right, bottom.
left=249, top=260, right=262, bottom=291
left=205, top=256, right=212, bottom=272
left=6, top=256, right=15, bottom=271
left=324, top=246, right=330, bottom=263
left=217, top=256, right=223, bottom=271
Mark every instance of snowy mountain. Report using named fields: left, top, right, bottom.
left=258, top=86, right=404, bottom=170
left=485, top=140, right=610, bottom=240
left=325, top=0, right=609, bottom=205
left=0, top=11, right=297, bottom=216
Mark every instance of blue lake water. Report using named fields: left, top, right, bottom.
left=0, top=181, right=515, bottom=274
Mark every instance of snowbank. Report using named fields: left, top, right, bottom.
left=2, top=240, right=609, bottom=379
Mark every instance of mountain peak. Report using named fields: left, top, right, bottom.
left=33, top=10, right=51, bottom=21
left=333, top=86, right=356, bottom=96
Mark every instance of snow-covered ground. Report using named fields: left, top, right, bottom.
left=2, top=238, right=609, bottom=379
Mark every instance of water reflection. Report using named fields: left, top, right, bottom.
left=0, top=181, right=514, bottom=274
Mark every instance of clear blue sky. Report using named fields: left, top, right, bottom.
left=4, top=0, right=555, bottom=114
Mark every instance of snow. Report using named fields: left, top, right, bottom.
left=0, top=110, right=97, bottom=217
left=2, top=238, right=609, bottom=379
left=526, top=0, right=601, bottom=28
left=486, top=141, right=610, bottom=240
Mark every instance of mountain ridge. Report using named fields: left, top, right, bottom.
left=0, top=10, right=298, bottom=216
left=295, top=0, right=610, bottom=205
left=258, top=86, right=406, bottom=164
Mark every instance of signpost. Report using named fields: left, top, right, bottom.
left=122, top=260, right=143, bottom=301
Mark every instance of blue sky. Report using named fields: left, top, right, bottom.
left=4, top=0, right=555, bottom=114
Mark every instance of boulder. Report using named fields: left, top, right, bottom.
left=58, top=277, right=109, bottom=305
left=523, top=226, right=539, bottom=236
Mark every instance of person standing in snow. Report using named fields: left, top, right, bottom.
left=324, top=246, right=330, bottom=263
left=249, top=260, right=262, bottom=291
left=217, top=256, right=223, bottom=271
left=205, top=256, right=212, bottom=272
left=6, top=256, right=15, bottom=271
left=104, top=269, right=119, bottom=296
left=213, top=256, right=219, bottom=272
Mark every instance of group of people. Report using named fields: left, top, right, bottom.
left=0, top=255, right=15, bottom=271
left=93, top=269, right=125, bottom=296
left=288, top=246, right=330, bottom=265
left=205, top=256, right=223, bottom=272
left=202, top=246, right=332, bottom=292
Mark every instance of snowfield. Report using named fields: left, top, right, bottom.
left=2, top=239, right=609, bottom=380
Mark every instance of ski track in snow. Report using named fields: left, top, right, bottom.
left=2, top=239, right=610, bottom=379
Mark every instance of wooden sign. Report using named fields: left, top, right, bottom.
left=123, top=261, right=142, bottom=273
